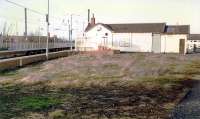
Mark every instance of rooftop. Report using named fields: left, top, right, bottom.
left=165, top=25, right=190, bottom=34
left=85, top=23, right=190, bottom=34
left=189, top=34, right=200, bottom=40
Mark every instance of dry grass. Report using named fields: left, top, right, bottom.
left=0, top=53, right=200, bottom=119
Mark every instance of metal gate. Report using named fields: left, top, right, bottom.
left=179, top=39, right=185, bottom=54
left=152, top=34, right=161, bottom=53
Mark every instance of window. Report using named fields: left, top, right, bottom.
left=97, top=27, right=102, bottom=31
left=105, top=33, right=108, bottom=36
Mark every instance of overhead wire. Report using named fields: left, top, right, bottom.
left=3, top=0, right=87, bottom=24
left=3, top=0, right=70, bottom=22
left=1, top=0, right=87, bottom=36
left=4, top=0, right=45, bottom=16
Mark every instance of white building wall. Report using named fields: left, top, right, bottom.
left=84, top=24, right=113, bottom=50
left=82, top=25, right=154, bottom=52
left=161, top=34, right=187, bottom=53
left=80, top=24, right=188, bottom=53
left=112, top=33, right=153, bottom=52
left=131, top=33, right=153, bottom=52
left=112, top=33, right=131, bottom=49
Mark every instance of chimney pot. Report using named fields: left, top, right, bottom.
left=88, top=9, right=90, bottom=24
left=91, top=13, right=95, bottom=26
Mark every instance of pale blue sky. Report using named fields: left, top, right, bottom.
left=0, top=0, right=199, bottom=37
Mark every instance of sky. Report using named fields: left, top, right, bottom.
left=0, top=0, right=199, bottom=38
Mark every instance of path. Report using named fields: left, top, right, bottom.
left=171, top=79, right=200, bottom=119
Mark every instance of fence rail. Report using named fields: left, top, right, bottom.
left=0, top=36, right=74, bottom=51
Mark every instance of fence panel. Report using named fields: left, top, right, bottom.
left=0, top=36, right=74, bottom=51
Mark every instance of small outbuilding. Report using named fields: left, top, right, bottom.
left=187, top=34, right=200, bottom=53
left=76, top=16, right=190, bottom=54
left=161, top=25, right=190, bottom=54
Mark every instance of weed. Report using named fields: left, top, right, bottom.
left=17, top=96, right=61, bottom=111
left=103, top=63, right=120, bottom=69
left=0, top=70, right=18, bottom=76
left=49, top=109, right=65, bottom=119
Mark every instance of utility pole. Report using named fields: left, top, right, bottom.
left=24, top=8, right=27, bottom=40
left=46, top=0, right=49, bottom=60
left=70, top=14, right=73, bottom=50
left=68, top=19, right=70, bottom=42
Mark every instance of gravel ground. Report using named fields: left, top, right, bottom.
left=171, top=79, right=200, bottom=119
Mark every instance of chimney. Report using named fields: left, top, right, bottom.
left=91, top=14, right=95, bottom=26
left=88, top=9, right=90, bottom=25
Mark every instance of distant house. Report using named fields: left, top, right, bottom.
left=76, top=15, right=190, bottom=54
left=187, top=34, right=200, bottom=53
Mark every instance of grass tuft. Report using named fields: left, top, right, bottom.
left=17, top=96, right=61, bottom=111
left=49, top=109, right=65, bottom=119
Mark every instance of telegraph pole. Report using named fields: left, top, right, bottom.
left=70, top=14, right=73, bottom=50
left=46, top=0, right=49, bottom=60
left=24, top=8, right=27, bottom=40
left=68, top=19, right=70, bottom=42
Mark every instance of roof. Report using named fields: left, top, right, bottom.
left=85, top=23, right=190, bottom=34
left=189, top=34, right=200, bottom=40
left=107, top=23, right=166, bottom=33
left=165, top=25, right=190, bottom=34
left=85, top=23, right=166, bottom=33
left=85, top=23, right=113, bottom=32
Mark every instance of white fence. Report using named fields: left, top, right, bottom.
left=0, top=36, right=74, bottom=51
left=75, top=37, right=96, bottom=51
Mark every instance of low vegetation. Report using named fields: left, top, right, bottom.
left=0, top=48, right=8, bottom=51
left=0, top=53, right=200, bottom=119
